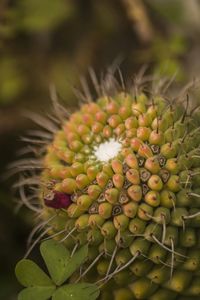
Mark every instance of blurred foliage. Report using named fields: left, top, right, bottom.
left=0, top=0, right=200, bottom=299
left=0, top=0, right=199, bottom=106
left=15, top=0, right=75, bottom=33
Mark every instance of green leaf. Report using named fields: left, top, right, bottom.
left=18, top=286, right=56, bottom=300
left=52, top=283, right=100, bottom=300
left=15, top=259, right=53, bottom=287
left=40, top=240, right=71, bottom=285
left=63, top=244, right=88, bottom=280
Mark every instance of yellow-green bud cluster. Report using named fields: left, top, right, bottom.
left=40, top=92, right=200, bottom=299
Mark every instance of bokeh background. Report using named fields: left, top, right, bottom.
left=1, top=0, right=200, bottom=299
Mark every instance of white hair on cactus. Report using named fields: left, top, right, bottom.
left=93, top=138, right=122, bottom=162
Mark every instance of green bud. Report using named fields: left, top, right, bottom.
left=138, top=203, right=153, bottom=221
left=129, top=278, right=158, bottom=299
left=129, top=238, right=150, bottom=256
left=148, top=244, right=167, bottom=264
left=129, top=218, right=146, bottom=235
left=160, top=190, right=176, bottom=208
left=171, top=208, right=188, bottom=227
left=115, top=249, right=132, bottom=266
left=77, top=194, right=93, bottom=210
left=76, top=174, right=90, bottom=189
left=101, top=221, right=117, bottom=239
left=149, top=288, right=177, bottom=300
left=130, top=259, right=153, bottom=277
left=113, top=214, right=129, bottom=231
left=97, top=259, right=109, bottom=275
left=164, top=270, right=192, bottom=293
left=75, top=214, right=89, bottom=230
left=179, top=228, right=197, bottom=248
left=148, top=175, right=163, bottom=191
left=115, top=230, right=133, bottom=248
left=88, top=214, right=104, bottom=227
left=87, top=228, right=103, bottom=245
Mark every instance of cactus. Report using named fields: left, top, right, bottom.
left=17, top=74, right=200, bottom=299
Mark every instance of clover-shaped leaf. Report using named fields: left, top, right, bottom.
left=18, top=286, right=56, bottom=300
left=15, top=259, right=53, bottom=287
left=40, top=240, right=71, bottom=285
left=15, top=240, right=99, bottom=300
left=52, top=283, right=100, bottom=300
left=62, top=244, right=88, bottom=280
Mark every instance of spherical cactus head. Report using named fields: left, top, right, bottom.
left=22, top=75, right=200, bottom=299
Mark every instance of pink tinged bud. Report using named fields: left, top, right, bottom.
left=87, top=102, right=100, bottom=114
left=126, top=128, right=137, bottom=138
left=108, top=115, right=122, bottom=128
left=120, top=148, right=131, bottom=159
left=123, top=202, right=138, bottom=218
left=69, top=140, right=83, bottom=152
left=106, top=101, right=119, bottom=114
left=127, top=185, right=142, bottom=202
left=59, top=167, right=72, bottom=179
left=44, top=191, right=72, bottom=209
left=95, top=111, right=107, bottom=123
left=98, top=202, right=113, bottom=219
left=113, top=174, right=125, bottom=189
left=92, top=122, right=104, bottom=134
left=138, top=144, right=153, bottom=158
left=125, top=153, right=139, bottom=169
left=63, top=149, right=74, bottom=164
left=149, top=130, right=164, bottom=145
left=77, top=124, right=90, bottom=135
left=125, top=116, right=138, bottom=129
left=114, top=124, right=126, bottom=136
left=145, top=157, right=161, bottom=174
left=96, top=172, right=109, bottom=188
left=87, top=185, right=102, bottom=200
left=130, top=138, right=142, bottom=152
left=82, top=113, right=94, bottom=126
left=105, top=188, right=119, bottom=204
left=138, top=114, right=152, bottom=127
left=111, top=159, right=123, bottom=174
left=119, top=105, right=131, bottom=119
left=65, top=131, right=79, bottom=143
left=126, top=169, right=140, bottom=185
left=137, top=127, right=151, bottom=141
left=103, top=125, right=113, bottom=138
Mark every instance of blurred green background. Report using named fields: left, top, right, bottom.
left=1, top=0, right=200, bottom=299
